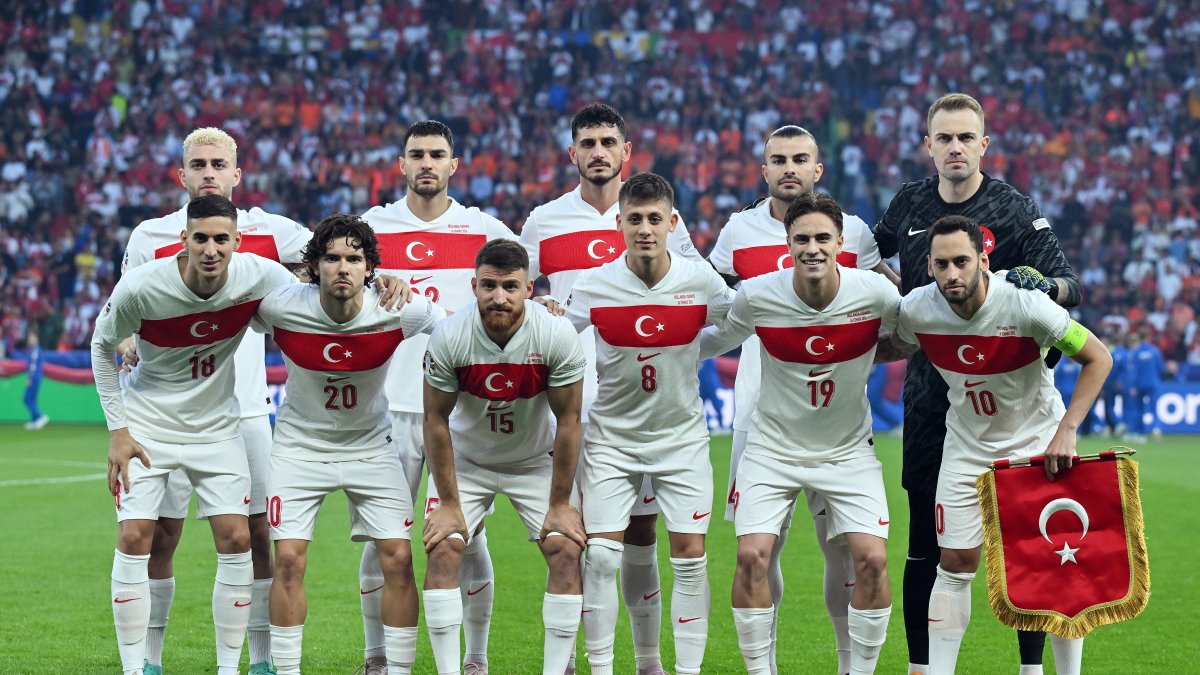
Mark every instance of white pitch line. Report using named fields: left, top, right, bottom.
left=0, top=472, right=107, bottom=487
left=1, top=458, right=104, bottom=469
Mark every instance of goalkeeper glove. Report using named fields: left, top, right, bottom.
left=1006, top=266, right=1057, bottom=299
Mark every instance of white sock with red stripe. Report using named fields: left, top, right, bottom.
left=212, top=551, right=253, bottom=671
left=459, top=529, right=494, bottom=667
left=112, top=550, right=151, bottom=675
left=360, top=541, right=386, bottom=660
left=670, top=554, right=710, bottom=675
left=621, top=543, right=663, bottom=671
left=582, top=538, right=623, bottom=675
left=927, top=566, right=974, bottom=675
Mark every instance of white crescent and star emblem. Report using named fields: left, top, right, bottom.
left=634, top=315, right=665, bottom=338
left=405, top=241, right=434, bottom=261
left=1038, top=498, right=1090, bottom=565
left=804, top=335, right=835, bottom=356
left=587, top=239, right=616, bottom=260
left=189, top=321, right=218, bottom=338
left=322, top=342, right=352, bottom=363
left=957, top=344, right=985, bottom=365
left=776, top=254, right=791, bottom=270
left=484, top=372, right=513, bottom=392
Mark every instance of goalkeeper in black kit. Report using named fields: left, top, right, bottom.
left=872, top=93, right=1082, bottom=675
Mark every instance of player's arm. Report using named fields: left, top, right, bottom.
left=874, top=330, right=919, bottom=363
left=90, top=287, right=150, bottom=494
left=706, top=221, right=742, bottom=289
left=542, top=379, right=586, bottom=547
left=1043, top=321, right=1112, bottom=480
left=698, top=289, right=752, bottom=360
left=670, top=211, right=704, bottom=262
left=872, top=189, right=908, bottom=260
left=872, top=260, right=901, bottom=290
left=518, top=211, right=543, bottom=282
left=421, top=382, right=468, bottom=552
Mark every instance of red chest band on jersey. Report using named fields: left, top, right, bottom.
left=540, top=230, right=626, bottom=275
left=273, top=326, right=406, bottom=372
left=376, top=232, right=486, bottom=270
left=916, top=333, right=1042, bottom=375
left=456, top=363, right=549, bottom=402
left=590, top=304, right=708, bottom=348
left=138, top=299, right=263, bottom=348
left=155, top=234, right=281, bottom=262
left=755, top=318, right=881, bottom=364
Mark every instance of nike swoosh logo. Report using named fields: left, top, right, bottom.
left=467, top=581, right=492, bottom=597
left=486, top=402, right=511, bottom=411
left=404, top=518, right=413, bottom=526
left=636, top=353, right=662, bottom=362
left=964, top=380, right=987, bottom=388
left=327, top=376, right=351, bottom=383
left=243, top=496, right=251, bottom=504
left=113, top=597, right=141, bottom=604
left=808, top=368, right=833, bottom=377
left=643, top=590, right=661, bottom=600
left=582, top=609, right=593, bottom=613
left=642, top=496, right=656, bottom=504
left=692, top=511, right=711, bottom=520
left=928, top=618, right=944, bottom=622
left=234, top=600, right=252, bottom=607
left=878, top=518, right=890, bottom=525
left=678, top=616, right=702, bottom=623
left=360, top=584, right=384, bottom=595
left=409, top=275, right=433, bottom=285
left=192, top=345, right=217, bottom=356
left=843, top=581, right=855, bottom=588
left=908, top=227, right=927, bottom=236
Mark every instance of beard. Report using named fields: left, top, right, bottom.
left=940, top=271, right=982, bottom=305
left=481, top=303, right=524, bottom=334
left=579, top=160, right=621, bottom=186
left=409, top=177, right=445, bottom=196
left=767, top=180, right=810, bottom=203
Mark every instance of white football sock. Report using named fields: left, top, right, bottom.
left=927, top=566, right=975, bottom=675
left=112, top=550, right=151, bottom=674
left=1050, top=635, right=1084, bottom=675
left=621, top=542, right=663, bottom=670
left=248, top=578, right=272, bottom=663
left=145, top=577, right=174, bottom=666
left=847, top=605, right=890, bottom=674
left=423, top=587, right=463, bottom=674
left=815, top=512, right=854, bottom=675
left=582, top=538, right=623, bottom=675
left=384, top=625, right=417, bottom=675
left=732, top=606, right=774, bottom=674
left=1018, top=666, right=1044, bottom=675
left=459, top=529, right=494, bottom=666
left=212, top=551, right=253, bottom=670
left=766, top=526, right=787, bottom=675
left=670, top=555, right=710, bottom=675
left=270, top=623, right=303, bottom=675
left=360, top=541, right=386, bottom=660
left=543, top=592, right=582, bottom=675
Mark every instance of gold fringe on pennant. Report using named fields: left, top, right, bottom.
left=976, top=457, right=1150, bottom=639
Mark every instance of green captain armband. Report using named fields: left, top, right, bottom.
left=1054, top=320, right=1088, bottom=357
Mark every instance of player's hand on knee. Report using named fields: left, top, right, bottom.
left=540, top=503, right=586, bottom=549
left=422, top=503, right=467, bottom=553
left=374, top=274, right=412, bottom=310
left=107, top=428, right=150, bottom=495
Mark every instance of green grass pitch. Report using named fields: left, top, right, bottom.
left=0, top=427, right=1193, bottom=673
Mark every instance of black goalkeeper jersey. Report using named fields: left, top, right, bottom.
left=874, top=173, right=1080, bottom=493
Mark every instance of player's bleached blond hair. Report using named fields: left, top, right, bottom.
left=182, top=127, right=238, bottom=162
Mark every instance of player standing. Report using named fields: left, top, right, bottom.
left=255, top=214, right=443, bottom=675
left=872, top=93, right=1082, bottom=675
left=885, top=215, right=1110, bottom=675
left=421, top=239, right=587, bottom=675
left=702, top=192, right=899, bottom=674
left=565, top=173, right=735, bottom=675
left=359, top=120, right=518, bottom=675
left=120, top=127, right=311, bottom=675
left=93, top=195, right=299, bottom=675
left=707, top=124, right=898, bottom=674
left=521, top=104, right=704, bottom=674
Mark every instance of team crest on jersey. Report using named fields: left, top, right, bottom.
left=422, top=350, right=437, bottom=372
left=979, top=225, right=996, bottom=254
left=103, top=302, right=112, bottom=315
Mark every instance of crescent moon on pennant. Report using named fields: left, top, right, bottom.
left=189, top=321, right=212, bottom=338
left=1038, top=498, right=1090, bottom=543
left=777, top=254, right=791, bottom=270
left=323, top=342, right=345, bottom=363
left=485, top=372, right=506, bottom=393
left=805, top=335, right=827, bottom=356
left=957, top=344, right=979, bottom=365
left=587, top=239, right=607, bottom=260
left=634, top=315, right=656, bottom=338
left=405, top=241, right=425, bottom=261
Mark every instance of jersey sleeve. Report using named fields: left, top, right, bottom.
left=396, top=293, right=446, bottom=337
left=708, top=222, right=736, bottom=276
left=895, top=294, right=920, bottom=345
left=122, top=227, right=157, bottom=274
left=670, top=212, right=703, bottom=262
left=258, top=256, right=301, bottom=291
left=91, top=279, right=144, bottom=430
left=482, top=212, right=519, bottom=242
left=1022, top=286, right=1072, bottom=348
left=423, top=323, right=461, bottom=393
left=250, top=287, right=286, bottom=335
left=703, top=264, right=737, bottom=325
left=92, top=276, right=143, bottom=347
left=263, top=211, right=312, bottom=264
left=874, top=273, right=902, bottom=330
left=519, top=210, right=542, bottom=281
left=562, top=275, right=593, bottom=333
left=699, top=285, right=754, bottom=360
left=849, top=215, right=883, bottom=270
left=547, top=318, right=586, bottom=387
left=873, top=188, right=909, bottom=259
left=1013, top=197, right=1080, bottom=302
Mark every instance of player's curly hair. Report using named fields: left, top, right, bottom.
left=782, top=192, right=843, bottom=235
left=571, top=102, right=626, bottom=141
left=303, top=213, right=382, bottom=285
left=618, top=172, right=674, bottom=210
left=929, top=215, right=985, bottom=254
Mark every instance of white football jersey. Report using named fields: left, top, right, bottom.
left=361, top=197, right=517, bottom=414
left=255, top=284, right=444, bottom=462
left=896, top=272, right=1070, bottom=474
left=565, top=253, right=735, bottom=449
left=92, top=253, right=297, bottom=444
left=425, top=300, right=586, bottom=467
left=122, top=205, right=311, bottom=417
left=708, top=198, right=883, bottom=430
left=702, top=267, right=900, bottom=462
left=520, top=185, right=704, bottom=421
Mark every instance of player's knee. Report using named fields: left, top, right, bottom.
left=149, top=519, right=184, bottom=557
left=544, top=538, right=583, bottom=576
left=735, top=542, right=771, bottom=576
left=273, top=546, right=307, bottom=581
left=118, top=525, right=155, bottom=555
left=427, top=539, right=463, bottom=578
left=856, top=548, right=889, bottom=581
left=377, top=545, right=414, bottom=581
left=939, top=548, right=980, bottom=574
left=585, top=538, right=623, bottom=574
left=624, top=515, right=658, bottom=546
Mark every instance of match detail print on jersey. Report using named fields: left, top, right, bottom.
left=539, top=229, right=626, bottom=275
left=915, top=333, right=1042, bottom=375
left=590, top=304, right=708, bottom=348
left=137, top=300, right=264, bottom=348
left=272, top=327, right=408, bottom=372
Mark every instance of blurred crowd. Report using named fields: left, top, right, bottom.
left=1, top=0, right=1199, bottom=380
